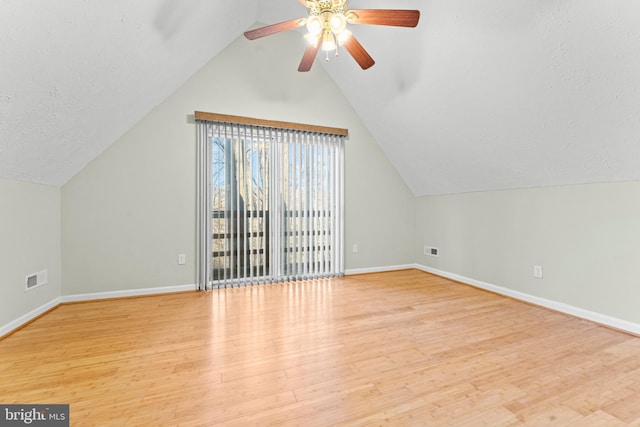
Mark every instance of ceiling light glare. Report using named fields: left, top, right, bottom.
left=306, top=16, right=323, bottom=36
left=336, top=29, right=351, bottom=45
left=304, top=32, right=320, bottom=46
left=321, top=31, right=337, bottom=51
left=330, top=13, right=347, bottom=34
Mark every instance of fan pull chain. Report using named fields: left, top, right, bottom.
left=324, top=49, right=340, bottom=62
left=325, top=33, right=339, bottom=62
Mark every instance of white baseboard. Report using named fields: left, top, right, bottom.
left=6, top=269, right=639, bottom=339
left=0, top=297, right=61, bottom=338
left=1, top=284, right=197, bottom=338
left=415, top=263, right=640, bottom=336
left=60, top=283, right=197, bottom=303
left=345, top=264, right=416, bottom=276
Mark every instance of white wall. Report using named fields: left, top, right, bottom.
left=61, top=32, right=415, bottom=295
left=0, top=179, right=60, bottom=331
left=415, top=181, right=640, bottom=324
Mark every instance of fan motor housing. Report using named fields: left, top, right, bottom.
left=312, top=0, right=345, bottom=15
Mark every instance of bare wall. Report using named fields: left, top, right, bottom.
left=415, top=181, right=640, bottom=324
left=0, top=179, right=60, bottom=330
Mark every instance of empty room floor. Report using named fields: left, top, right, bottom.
left=1, top=269, right=640, bottom=426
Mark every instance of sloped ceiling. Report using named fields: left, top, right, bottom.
left=0, top=0, right=258, bottom=186
left=2, top=0, right=640, bottom=195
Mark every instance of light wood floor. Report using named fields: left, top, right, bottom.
left=2, top=270, right=640, bottom=426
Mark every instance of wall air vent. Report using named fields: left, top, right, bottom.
left=25, top=270, right=48, bottom=291
left=424, top=246, right=440, bottom=257
left=26, top=274, right=38, bottom=289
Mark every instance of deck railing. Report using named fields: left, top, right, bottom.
left=211, top=209, right=333, bottom=280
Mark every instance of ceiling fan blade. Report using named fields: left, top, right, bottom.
left=343, top=35, right=375, bottom=70
left=347, top=9, right=420, bottom=27
left=244, top=18, right=306, bottom=40
left=298, top=38, right=321, bottom=72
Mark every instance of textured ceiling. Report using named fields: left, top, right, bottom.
left=2, top=0, right=640, bottom=195
left=0, top=0, right=257, bottom=186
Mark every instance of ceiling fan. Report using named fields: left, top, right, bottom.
left=244, top=0, right=420, bottom=72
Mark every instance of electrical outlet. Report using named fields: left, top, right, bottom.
left=178, top=254, right=186, bottom=265
left=352, top=244, right=359, bottom=253
left=533, top=265, right=543, bottom=279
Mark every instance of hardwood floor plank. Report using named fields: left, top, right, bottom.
left=2, top=269, right=640, bottom=425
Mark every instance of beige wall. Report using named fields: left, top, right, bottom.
left=61, top=32, right=415, bottom=294
left=0, top=179, right=60, bottom=329
left=415, top=181, right=640, bottom=324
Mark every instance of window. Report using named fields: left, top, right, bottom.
left=196, top=112, right=346, bottom=289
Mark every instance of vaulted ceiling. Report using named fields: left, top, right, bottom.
left=2, top=0, right=640, bottom=195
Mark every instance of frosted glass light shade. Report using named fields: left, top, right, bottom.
left=330, top=13, right=347, bottom=34
left=321, top=31, right=336, bottom=51
left=306, top=16, right=323, bottom=36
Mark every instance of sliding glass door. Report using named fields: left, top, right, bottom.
left=197, top=115, right=345, bottom=289
left=211, top=131, right=270, bottom=282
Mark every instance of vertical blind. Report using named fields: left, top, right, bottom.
left=196, top=113, right=346, bottom=290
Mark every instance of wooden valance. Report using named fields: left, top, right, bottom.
left=194, top=111, right=348, bottom=137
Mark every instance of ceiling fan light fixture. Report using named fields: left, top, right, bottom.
left=321, top=31, right=337, bottom=51
left=336, top=29, right=351, bottom=46
left=304, top=32, right=320, bottom=46
left=330, top=13, right=347, bottom=34
left=243, top=0, right=420, bottom=71
left=306, top=15, right=323, bottom=36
